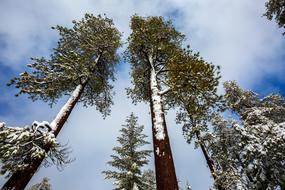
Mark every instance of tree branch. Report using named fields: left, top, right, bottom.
left=159, top=87, right=170, bottom=96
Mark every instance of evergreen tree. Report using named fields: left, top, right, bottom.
left=126, top=15, right=185, bottom=190
left=103, top=113, right=151, bottom=190
left=264, top=0, right=285, bottom=34
left=3, top=13, right=121, bottom=190
left=27, top=177, right=51, bottom=190
left=210, top=81, right=285, bottom=190
left=166, top=46, right=222, bottom=185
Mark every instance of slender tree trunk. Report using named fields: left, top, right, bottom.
left=195, top=131, right=224, bottom=190
left=149, top=68, right=178, bottom=190
left=195, top=131, right=216, bottom=179
left=1, top=82, right=86, bottom=190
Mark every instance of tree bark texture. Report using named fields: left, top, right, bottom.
left=149, top=68, right=178, bottom=190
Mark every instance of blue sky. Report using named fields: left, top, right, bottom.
left=0, top=0, right=285, bottom=189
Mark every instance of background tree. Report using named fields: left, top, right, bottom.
left=166, top=47, right=222, bottom=185
left=27, top=177, right=51, bottom=190
left=3, top=13, right=121, bottom=190
left=126, top=15, right=185, bottom=190
left=103, top=113, right=152, bottom=190
left=264, top=0, right=285, bottom=34
left=209, top=81, right=285, bottom=190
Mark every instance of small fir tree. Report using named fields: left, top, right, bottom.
left=103, top=113, right=152, bottom=190
left=3, top=13, right=121, bottom=190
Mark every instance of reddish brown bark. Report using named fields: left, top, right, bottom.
left=195, top=131, right=216, bottom=179
left=1, top=82, right=86, bottom=190
left=149, top=93, right=178, bottom=190
left=195, top=131, right=224, bottom=190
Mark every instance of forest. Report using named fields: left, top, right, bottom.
left=0, top=0, right=285, bottom=189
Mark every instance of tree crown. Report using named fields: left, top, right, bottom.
left=126, top=15, right=185, bottom=103
left=9, top=13, right=121, bottom=116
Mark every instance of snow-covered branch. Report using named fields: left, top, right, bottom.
left=0, top=121, right=70, bottom=176
left=159, top=87, right=170, bottom=96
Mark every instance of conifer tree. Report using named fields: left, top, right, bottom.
left=166, top=47, right=221, bottom=184
left=210, top=81, right=285, bottom=189
left=126, top=15, right=185, bottom=190
left=103, top=113, right=151, bottom=190
left=27, top=177, right=51, bottom=190
left=3, top=13, right=121, bottom=190
left=264, top=0, right=285, bottom=34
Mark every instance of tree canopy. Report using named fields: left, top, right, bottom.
left=126, top=15, right=184, bottom=103
left=8, top=13, right=121, bottom=116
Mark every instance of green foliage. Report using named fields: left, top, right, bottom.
left=126, top=15, right=185, bottom=103
left=103, top=113, right=152, bottom=190
left=264, top=0, right=285, bottom=34
left=28, top=177, right=52, bottom=190
left=8, top=13, right=121, bottom=116
left=0, top=122, right=71, bottom=177
left=167, top=47, right=221, bottom=144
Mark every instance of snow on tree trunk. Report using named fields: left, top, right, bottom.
left=1, top=83, right=86, bottom=190
left=50, top=83, right=85, bottom=137
left=149, top=67, right=178, bottom=190
left=150, top=68, right=165, bottom=141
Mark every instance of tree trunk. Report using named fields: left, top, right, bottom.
left=195, top=131, right=224, bottom=190
left=149, top=68, right=178, bottom=190
left=195, top=131, right=216, bottom=179
left=1, top=82, right=86, bottom=190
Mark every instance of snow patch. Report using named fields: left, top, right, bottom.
left=150, top=69, right=165, bottom=141
left=0, top=122, right=5, bottom=128
left=156, top=147, right=160, bottom=155
left=50, top=84, right=83, bottom=132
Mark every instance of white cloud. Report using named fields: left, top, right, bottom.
left=166, top=0, right=285, bottom=88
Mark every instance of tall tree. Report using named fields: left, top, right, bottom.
left=103, top=113, right=151, bottom=190
left=27, top=177, right=51, bottom=190
left=210, top=81, right=285, bottom=189
left=166, top=47, right=222, bottom=185
left=126, top=15, right=184, bottom=190
left=264, top=0, right=285, bottom=34
left=2, top=13, right=121, bottom=190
